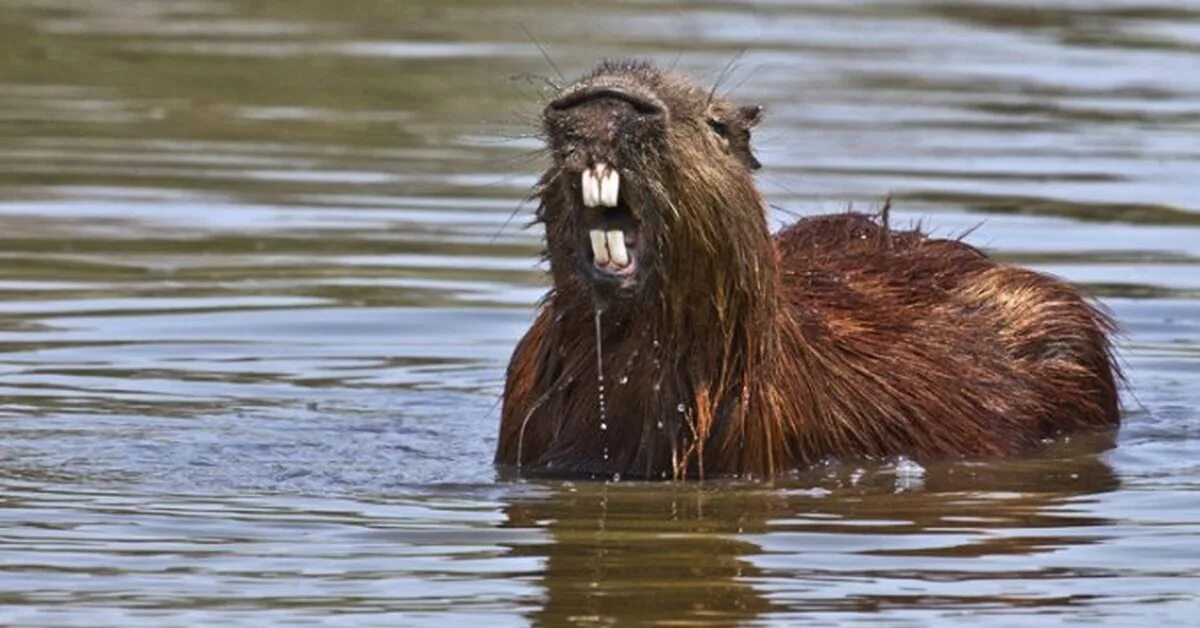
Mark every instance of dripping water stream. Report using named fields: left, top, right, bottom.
left=595, top=308, right=609, bottom=463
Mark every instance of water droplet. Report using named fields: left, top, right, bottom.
left=594, top=308, right=610, bottom=457
left=611, top=473, right=621, bottom=482
left=656, top=420, right=664, bottom=429
left=653, top=383, right=661, bottom=392
left=619, top=375, right=629, bottom=385
left=676, top=403, right=685, bottom=413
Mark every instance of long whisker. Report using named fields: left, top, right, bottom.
left=510, top=71, right=561, bottom=94
left=722, top=63, right=761, bottom=99
left=708, top=48, right=747, bottom=104
left=520, top=23, right=566, bottom=84
left=491, top=193, right=538, bottom=244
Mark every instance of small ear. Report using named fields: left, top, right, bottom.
left=737, top=104, right=763, bottom=128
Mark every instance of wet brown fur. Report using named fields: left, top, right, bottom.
left=495, top=60, right=1119, bottom=479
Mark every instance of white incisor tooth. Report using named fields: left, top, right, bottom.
left=606, top=230, right=629, bottom=267
left=599, top=168, right=620, bottom=208
left=581, top=170, right=600, bottom=208
left=589, top=229, right=610, bottom=265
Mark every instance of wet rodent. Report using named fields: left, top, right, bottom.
left=495, top=60, right=1119, bottom=479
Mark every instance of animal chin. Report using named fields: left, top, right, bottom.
left=578, top=162, right=643, bottom=291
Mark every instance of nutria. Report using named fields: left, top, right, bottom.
left=495, top=60, right=1119, bottom=479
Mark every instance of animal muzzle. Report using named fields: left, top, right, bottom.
left=544, top=82, right=666, bottom=294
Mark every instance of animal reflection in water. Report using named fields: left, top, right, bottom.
left=499, top=440, right=1119, bottom=624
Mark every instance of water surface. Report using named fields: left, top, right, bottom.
left=1, top=1, right=1198, bottom=625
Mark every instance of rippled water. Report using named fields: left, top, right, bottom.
left=1, top=1, right=1198, bottom=625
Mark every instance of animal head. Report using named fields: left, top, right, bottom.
left=537, top=60, right=766, bottom=307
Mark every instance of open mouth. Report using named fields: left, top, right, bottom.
left=579, top=163, right=641, bottom=288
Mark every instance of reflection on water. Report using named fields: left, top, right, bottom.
left=0, top=0, right=1198, bottom=625
left=504, top=448, right=1125, bottom=626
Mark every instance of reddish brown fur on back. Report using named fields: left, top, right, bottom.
left=494, top=62, right=1119, bottom=479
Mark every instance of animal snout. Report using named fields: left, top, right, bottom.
left=548, top=85, right=664, bottom=116
left=545, top=84, right=665, bottom=170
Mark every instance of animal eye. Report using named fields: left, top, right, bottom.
left=707, top=119, right=730, bottom=137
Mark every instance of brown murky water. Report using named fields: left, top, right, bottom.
left=1, top=1, right=1198, bottom=625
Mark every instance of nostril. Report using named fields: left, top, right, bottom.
left=549, top=86, right=664, bottom=116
